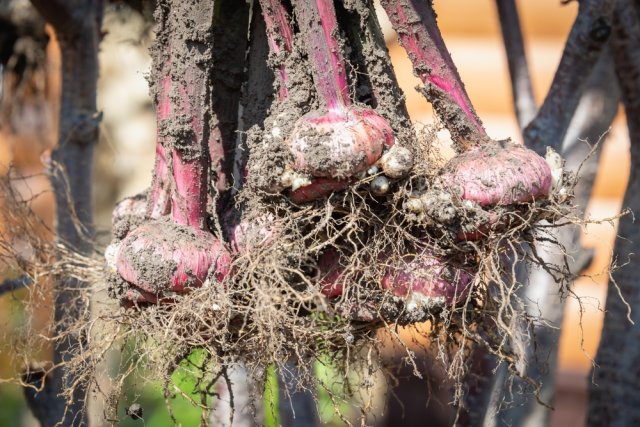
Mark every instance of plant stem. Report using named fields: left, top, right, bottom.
left=379, top=0, right=487, bottom=147
left=259, top=0, right=294, bottom=101
left=153, top=0, right=249, bottom=230
left=152, top=1, right=212, bottom=230
left=209, top=0, right=250, bottom=218
left=293, top=0, right=350, bottom=110
left=524, top=0, right=615, bottom=156
left=234, top=3, right=274, bottom=190
left=495, top=0, right=536, bottom=130
left=146, top=74, right=171, bottom=219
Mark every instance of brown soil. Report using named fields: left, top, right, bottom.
left=246, top=25, right=317, bottom=192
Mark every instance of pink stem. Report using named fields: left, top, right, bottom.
left=148, top=55, right=207, bottom=230
left=170, top=69, right=208, bottom=229
left=158, top=73, right=172, bottom=121
left=171, top=152, right=206, bottom=229
left=294, top=0, right=350, bottom=110
left=380, top=0, right=488, bottom=146
left=260, top=0, right=295, bottom=101
left=146, top=73, right=172, bottom=219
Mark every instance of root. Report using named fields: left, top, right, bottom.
left=2, top=125, right=624, bottom=424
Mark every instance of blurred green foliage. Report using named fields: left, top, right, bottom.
left=0, top=384, right=28, bottom=427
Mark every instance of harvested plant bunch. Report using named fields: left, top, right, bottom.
left=104, top=0, right=572, bottom=329
left=97, top=1, right=577, bottom=403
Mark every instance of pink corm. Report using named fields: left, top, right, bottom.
left=318, top=248, right=474, bottom=312
left=228, top=212, right=279, bottom=255
left=284, top=0, right=394, bottom=202
left=439, top=141, right=552, bottom=207
left=381, top=252, right=473, bottom=308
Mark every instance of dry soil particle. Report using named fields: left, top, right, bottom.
left=237, top=6, right=277, bottom=181
left=112, top=214, right=147, bottom=241
left=291, top=122, right=369, bottom=178
left=246, top=124, right=294, bottom=193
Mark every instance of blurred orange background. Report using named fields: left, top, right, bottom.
left=0, top=1, right=629, bottom=426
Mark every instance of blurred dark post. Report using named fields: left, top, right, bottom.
left=588, top=1, right=640, bottom=424
left=23, top=0, right=103, bottom=425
